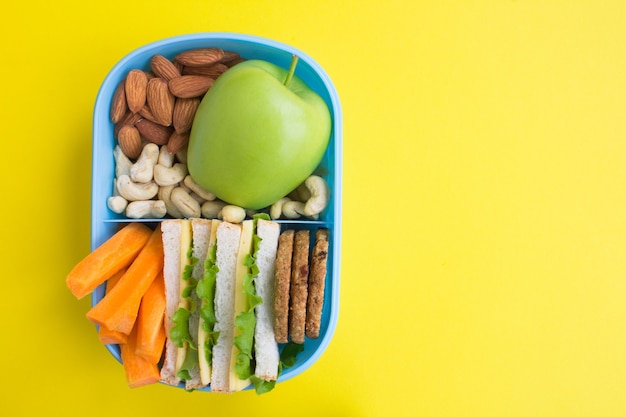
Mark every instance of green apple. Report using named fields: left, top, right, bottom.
left=187, top=55, right=331, bottom=210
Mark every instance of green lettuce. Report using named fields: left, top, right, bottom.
left=196, top=242, right=220, bottom=367
left=250, top=342, right=305, bottom=394
left=170, top=245, right=199, bottom=380
left=233, top=223, right=263, bottom=381
left=170, top=246, right=198, bottom=349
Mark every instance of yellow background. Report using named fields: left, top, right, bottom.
left=3, top=1, right=626, bottom=416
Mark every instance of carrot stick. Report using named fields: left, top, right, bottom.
left=121, top=324, right=160, bottom=388
left=135, top=271, right=166, bottom=364
left=86, top=224, right=164, bottom=335
left=66, top=223, right=153, bottom=299
left=97, top=267, right=129, bottom=345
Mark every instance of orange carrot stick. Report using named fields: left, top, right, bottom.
left=121, top=324, right=161, bottom=388
left=86, top=224, right=164, bottom=335
left=135, top=271, right=166, bottom=364
left=66, top=223, right=153, bottom=299
left=98, top=268, right=129, bottom=345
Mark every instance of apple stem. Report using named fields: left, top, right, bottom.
left=283, top=54, right=299, bottom=88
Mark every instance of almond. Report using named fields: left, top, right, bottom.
left=168, top=75, right=214, bottom=98
left=117, top=125, right=143, bottom=159
left=220, top=50, right=241, bottom=64
left=182, top=63, right=229, bottom=78
left=174, top=60, right=185, bottom=74
left=174, top=48, right=224, bottom=67
left=172, top=97, right=200, bottom=133
left=110, top=79, right=127, bottom=123
left=150, top=54, right=181, bottom=81
left=167, top=131, right=190, bottom=154
left=125, top=69, right=148, bottom=113
left=114, top=111, right=142, bottom=137
left=146, top=77, right=175, bottom=126
left=225, top=57, right=246, bottom=67
left=135, top=118, right=173, bottom=145
left=138, top=105, right=159, bottom=124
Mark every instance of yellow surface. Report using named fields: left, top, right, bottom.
left=3, top=1, right=626, bottom=416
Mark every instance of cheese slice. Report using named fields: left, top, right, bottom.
left=174, top=219, right=193, bottom=374
left=228, top=219, right=254, bottom=392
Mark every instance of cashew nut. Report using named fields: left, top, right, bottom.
left=125, top=200, right=167, bottom=219
left=270, top=197, right=291, bottom=219
left=201, top=199, right=227, bottom=219
left=219, top=205, right=246, bottom=223
left=158, top=184, right=184, bottom=219
left=107, top=196, right=128, bottom=214
left=154, top=163, right=188, bottom=186
left=178, top=181, right=192, bottom=194
left=108, top=178, right=128, bottom=213
left=302, top=175, right=330, bottom=216
left=130, top=143, right=159, bottom=183
left=189, top=191, right=207, bottom=205
left=282, top=201, right=305, bottom=219
left=171, top=187, right=201, bottom=218
left=158, top=144, right=176, bottom=168
left=183, top=175, right=216, bottom=201
left=116, top=174, right=159, bottom=201
left=114, top=145, right=132, bottom=178
left=294, top=182, right=312, bottom=202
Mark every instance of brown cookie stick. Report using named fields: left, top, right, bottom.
left=273, top=229, right=294, bottom=343
left=305, top=228, right=329, bottom=339
left=288, top=229, right=310, bottom=344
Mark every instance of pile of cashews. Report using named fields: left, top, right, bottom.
left=108, top=142, right=330, bottom=223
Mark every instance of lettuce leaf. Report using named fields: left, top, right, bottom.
left=170, top=249, right=198, bottom=349
left=278, top=341, right=305, bottom=368
left=233, top=217, right=268, bottom=381
left=196, top=239, right=219, bottom=367
left=251, top=342, right=305, bottom=394
left=170, top=245, right=199, bottom=381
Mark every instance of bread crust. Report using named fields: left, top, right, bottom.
left=159, top=219, right=183, bottom=387
left=273, top=229, right=294, bottom=344
left=305, top=228, right=329, bottom=339
left=289, top=230, right=310, bottom=344
left=253, top=219, right=281, bottom=381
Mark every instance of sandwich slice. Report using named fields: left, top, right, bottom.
left=185, top=218, right=216, bottom=389
left=194, top=218, right=221, bottom=387
left=226, top=218, right=281, bottom=392
left=160, top=219, right=197, bottom=387
left=252, top=219, right=281, bottom=381
left=160, top=218, right=219, bottom=389
left=209, top=220, right=242, bottom=392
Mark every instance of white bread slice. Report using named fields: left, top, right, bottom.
left=253, top=219, right=281, bottom=381
left=184, top=218, right=213, bottom=390
left=159, top=219, right=183, bottom=386
left=210, top=222, right=242, bottom=393
left=228, top=220, right=255, bottom=392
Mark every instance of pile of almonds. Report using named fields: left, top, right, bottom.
left=108, top=48, right=251, bottom=220
left=111, top=47, right=243, bottom=158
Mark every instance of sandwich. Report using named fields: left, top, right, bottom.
left=159, top=215, right=292, bottom=393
